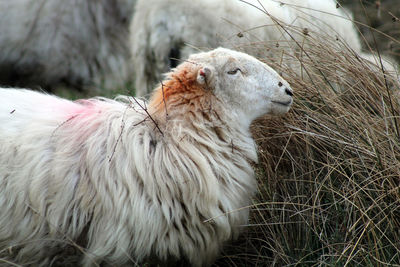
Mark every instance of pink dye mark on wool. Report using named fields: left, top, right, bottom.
left=41, top=98, right=96, bottom=117
left=52, top=99, right=102, bottom=138
left=60, top=99, right=100, bottom=122
left=62, top=99, right=100, bottom=117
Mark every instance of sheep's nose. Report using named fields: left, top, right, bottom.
left=285, top=87, right=293, bottom=97
left=278, top=81, right=293, bottom=96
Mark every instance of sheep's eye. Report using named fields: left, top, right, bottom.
left=227, top=68, right=241, bottom=75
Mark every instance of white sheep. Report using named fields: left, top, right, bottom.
left=0, top=0, right=136, bottom=92
left=0, top=48, right=293, bottom=266
left=130, top=0, right=398, bottom=96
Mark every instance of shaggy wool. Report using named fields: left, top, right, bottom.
left=0, top=48, right=293, bottom=266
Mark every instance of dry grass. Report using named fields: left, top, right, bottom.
left=214, top=14, right=400, bottom=267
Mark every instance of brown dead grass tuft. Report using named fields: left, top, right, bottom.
left=216, top=18, right=400, bottom=266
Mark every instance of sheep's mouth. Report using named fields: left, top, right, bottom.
left=272, top=100, right=292, bottom=107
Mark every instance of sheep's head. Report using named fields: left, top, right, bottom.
left=149, top=47, right=293, bottom=125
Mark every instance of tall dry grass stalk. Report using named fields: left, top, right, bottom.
left=215, top=17, right=400, bottom=267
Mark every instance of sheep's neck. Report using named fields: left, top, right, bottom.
left=148, top=70, right=213, bottom=123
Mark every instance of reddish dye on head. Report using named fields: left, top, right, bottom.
left=148, top=63, right=209, bottom=115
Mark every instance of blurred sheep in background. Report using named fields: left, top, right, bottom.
left=130, top=0, right=398, bottom=96
left=0, top=0, right=136, bottom=94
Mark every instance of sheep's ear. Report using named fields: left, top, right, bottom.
left=196, top=66, right=214, bottom=88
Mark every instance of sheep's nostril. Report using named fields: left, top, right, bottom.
left=285, top=88, right=293, bottom=97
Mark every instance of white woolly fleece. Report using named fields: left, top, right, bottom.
left=0, top=48, right=293, bottom=266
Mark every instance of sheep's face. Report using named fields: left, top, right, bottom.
left=190, top=47, right=293, bottom=124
